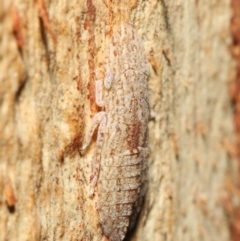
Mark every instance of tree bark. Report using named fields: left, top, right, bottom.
left=0, top=0, right=237, bottom=241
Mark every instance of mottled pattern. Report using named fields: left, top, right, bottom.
left=81, top=24, right=149, bottom=241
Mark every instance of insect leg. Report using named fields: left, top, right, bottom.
left=89, top=114, right=107, bottom=196
left=81, top=111, right=106, bottom=153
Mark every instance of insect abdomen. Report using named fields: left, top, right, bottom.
left=98, top=152, right=147, bottom=241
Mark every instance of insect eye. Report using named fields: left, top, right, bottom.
left=104, top=73, right=114, bottom=89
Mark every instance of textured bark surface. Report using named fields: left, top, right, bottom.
left=230, top=0, right=240, bottom=240
left=0, top=0, right=238, bottom=241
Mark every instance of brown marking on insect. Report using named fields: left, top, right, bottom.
left=127, top=122, right=141, bottom=151
left=127, top=100, right=141, bottom=151
left=11, top=6, right=24, bottom=50
left=37, top=0, right=57, bottom=44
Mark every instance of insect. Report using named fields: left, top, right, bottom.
left=81, top=23, right=149, bottom=241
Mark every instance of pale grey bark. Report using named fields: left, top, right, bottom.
left=0, top=1, right=237, bottom=241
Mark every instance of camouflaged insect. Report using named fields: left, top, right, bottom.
left=81, top=23, right=149, bottom=241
